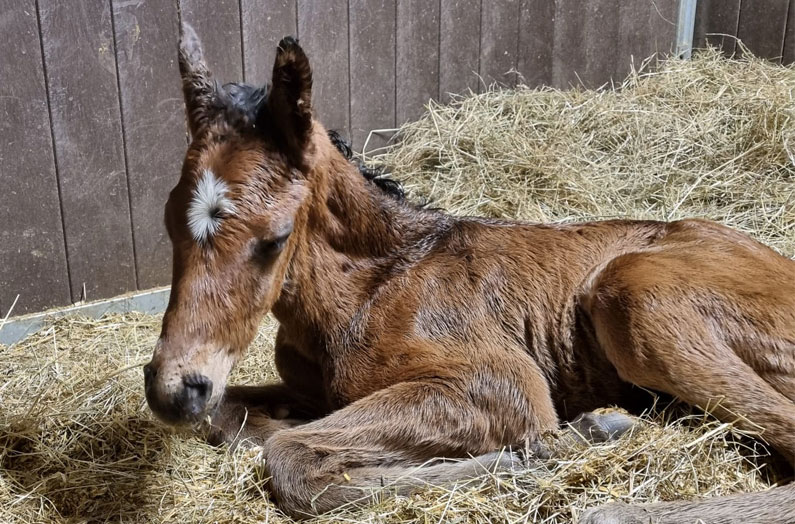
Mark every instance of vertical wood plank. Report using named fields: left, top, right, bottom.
left=554, top=0, right=624, bottom=89
left=645, top=0, right=678, bottom=57
left=396, top=0, right=440, bottom=124
left=179, top=0, right=243, bottom=83
left=615, top=0, right=677, bottom=81
left=738, top=0, right=789, bottom=61
left=552, top=0, right=587, bottom=88
left=297, top=0, right=349, bottom=136
left=241, top=0, right=297, bottom=85
left=615, top=1, right=644, bottom=80
left=112, top=0, right=184, bottom=290
left=479, top=0, right=521, bottom=87
left=39, top=0, right=136, bottom=302
left=0, top=0, right=70, bottom=314
left=349, top=0, right=396, bottom=151
left=694, top=0, right=741, bottom=56
left=517, top=0, right=555, bottom=87
left=583, top=0, right=620, bottom=87
left=439, top=0, right=481, bottom=101
left=783, top=0, right=795, bottom=63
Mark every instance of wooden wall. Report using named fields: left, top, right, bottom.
left=1, top=0, right=688, bottom=315
left=694, top=0, right=795, bottom=62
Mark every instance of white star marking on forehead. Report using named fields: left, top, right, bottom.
left=187, top=169, right=236, bottom=244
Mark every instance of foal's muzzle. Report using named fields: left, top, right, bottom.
left=144, top=363, right=214, bottom=424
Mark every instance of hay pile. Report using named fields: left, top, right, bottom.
left=2, top=50, right=793, bottom=523
left=371, top=48, right=795, bottom=257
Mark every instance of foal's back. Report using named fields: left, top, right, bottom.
left=407, top=216, right=795, bottom=416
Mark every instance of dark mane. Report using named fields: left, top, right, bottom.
left=326, top=130, right=405, bottom=202
left=214, top=82, right=406, bottom=202
left=213, top=82, right=268, bottom=128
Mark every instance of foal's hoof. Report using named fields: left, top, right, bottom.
left=426, top=449, right=523, bottom=483
left=202, top=404, right=296, bottom=449
left=568, top=410, right=636, bottom=444
left=579, top=502, right=651, bottom=524
left=472, top=450, right=524, bottom=473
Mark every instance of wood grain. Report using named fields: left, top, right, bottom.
left=349, top=0, right=396, bottom=151
left=440, top=0, right=481, bottom=101
left=241, top=0, right=297, bottom=85
left=0, top=0, right=70, bottom=314
left=397, top=0, right=440, bottom=124
left=297, top=0, right=349, bottom=137
left=517, top=0, right=555, bottom=86
left=480, top=0, right=521, bottom=87
left=112, top=0, right=185, bottom=290
left=180, top=0, right=244, bottom=83
left=694, top=0, right=742, bottom=56
left=737, top=0, right=789, bottom=61
left=39, top=0, right=136, bottom=302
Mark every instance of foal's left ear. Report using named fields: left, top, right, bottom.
left=179, top=23, right=219, bottom=139
left=260, top=37, right=314, bottom=172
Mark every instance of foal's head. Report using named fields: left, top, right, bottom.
left=144, top=25, right=327, bottom=424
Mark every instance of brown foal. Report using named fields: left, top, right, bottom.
left=143, top=24, right=795, bottom=521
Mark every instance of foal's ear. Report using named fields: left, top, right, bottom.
left=178, top=23, right=218, bottom=138
left=261, top=37, right=314, bottom=172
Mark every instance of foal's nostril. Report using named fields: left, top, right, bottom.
left=181, top=374, right=213, bottom=416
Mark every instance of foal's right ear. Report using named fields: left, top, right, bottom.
left=178, top=23, right=218, bottom=138
left=261, top=37, right=314, bottom=172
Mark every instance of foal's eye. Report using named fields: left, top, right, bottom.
left=253, top=233, right=291, bottom=262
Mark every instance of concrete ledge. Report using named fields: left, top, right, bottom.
left=0, top=287, right=170, bottom=346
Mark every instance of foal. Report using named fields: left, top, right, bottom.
left=144, top=25, right=795, bottom=521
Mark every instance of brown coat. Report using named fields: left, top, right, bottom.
left=144, top=25, right=795, bottom=521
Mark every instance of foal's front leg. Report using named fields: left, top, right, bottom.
left=259, top=351, right=641, bottom=518
left=204, top=383, right=325, bottom=446
left=206, top=335, right=330, bottom=447
left=261, top=360, right=560, bottom=518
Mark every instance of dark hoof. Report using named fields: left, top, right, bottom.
left=568, top=411, right=636, bottom=444
left=580, top=503, right=651, bottom=524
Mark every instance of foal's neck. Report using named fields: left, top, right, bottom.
left=272, top=143, right=445, bottom=336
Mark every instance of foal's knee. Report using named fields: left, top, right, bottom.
left=263, top=432, right=320, bottom=518
left=264, top=431, right=357, bottom=517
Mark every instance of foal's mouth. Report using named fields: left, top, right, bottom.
left=143, top=363, right=221, bottom=426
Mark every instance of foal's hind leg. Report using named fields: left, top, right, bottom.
left=591, top=300, right=795, bottom=461
left=582, top=265, right=795, bottom=521
left=581, top=484, right=795, bottom=524
left=587, top=256, right=795, bottom=462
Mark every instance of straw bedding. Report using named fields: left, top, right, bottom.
left=2, top=49, right=793, bottom=523
left=370, top=49, right=795, bottom=257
